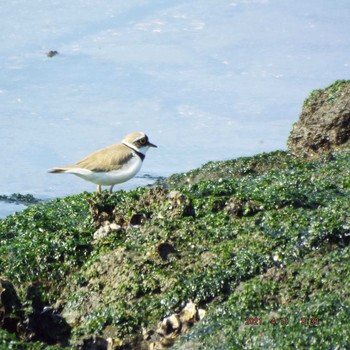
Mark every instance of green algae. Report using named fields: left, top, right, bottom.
left=303, top=79, right=350, bottom=107
left=0, top=193, right=94, bottom=303
left=1, top=150, right=350, bottom=349
left=173, top=247, right=350, bottom=349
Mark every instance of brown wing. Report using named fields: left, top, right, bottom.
left=74, top=143, right=134, bottom=172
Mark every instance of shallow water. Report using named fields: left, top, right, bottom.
left=1, top=0, right=350, bottom=217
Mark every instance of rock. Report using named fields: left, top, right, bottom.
left=47, top=50, right=59, bottom=57
left=224, top=197, right=262, bottom=217
left=165, top=190, right=195, bottom=219
left=82, top=336, right=109, bottom=350
left=152, top=301, right=206, bottom=348
left=0, top=278, right=22, bottom=333
left=23, top=282, right=71, bottom=345
left=27, top=306, right=71, bottom=345
left=288, top=80, right=350, bottom=158
left=93, top=221, right=122, bottom=240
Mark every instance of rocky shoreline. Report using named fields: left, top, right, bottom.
left=1, top=80, right=350, bottom=349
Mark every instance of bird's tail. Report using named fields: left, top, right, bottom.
left=48, top=167, right=68, bottom=173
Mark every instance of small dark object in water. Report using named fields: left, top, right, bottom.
left=47, top=50, right=59, bottom=57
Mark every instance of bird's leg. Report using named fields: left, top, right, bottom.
left=97, top=184, right=101, bottom=193
left=109, top=185, right=114, bottom=194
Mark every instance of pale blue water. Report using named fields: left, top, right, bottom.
left=1, top=0, right=350, bottom=217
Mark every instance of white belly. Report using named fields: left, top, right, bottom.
left=66, top=156, right=143, bottom=186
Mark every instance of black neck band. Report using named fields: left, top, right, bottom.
left=135, top=150, right=145, bottom=161
left=123, top=142, right=145, bottom=161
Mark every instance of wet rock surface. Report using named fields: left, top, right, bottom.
left=288, top=80, right=350, bottom=157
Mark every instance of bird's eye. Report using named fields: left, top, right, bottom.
left=140, top=138, right=147, bottom=145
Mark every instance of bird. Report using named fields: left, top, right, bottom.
left=48, top=131, right=157, bottom=193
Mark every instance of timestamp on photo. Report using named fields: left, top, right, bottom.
left=245, top=317, right=263, bottom=325
left=301, top=317, right=319, bottom=326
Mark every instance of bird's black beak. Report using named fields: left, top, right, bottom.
left=148, top=141, right=157, bottom=148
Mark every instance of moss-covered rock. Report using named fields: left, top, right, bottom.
left=288, top=80, right=350, bottom=157
left=0, top=148, right=349, bottom=349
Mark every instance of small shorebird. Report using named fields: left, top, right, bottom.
left=48, top=131, right=157, bottom=193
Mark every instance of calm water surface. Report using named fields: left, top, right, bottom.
left=1, top=0, right=350, bottom=217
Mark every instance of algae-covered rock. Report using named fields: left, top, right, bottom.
left=1, top=82, right=350, bottom=349
left=1, top=149, right=349, bottom=349
left=288, top=80, right=350, bottom=157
